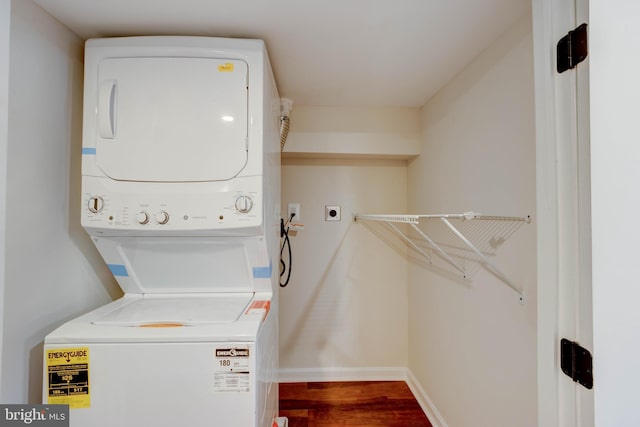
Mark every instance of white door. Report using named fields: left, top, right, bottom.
left=95, top=57, right=249, bottom=182
left=533, top=0, right=593, bottom=425
left=588, top=1, right=640, bottom=425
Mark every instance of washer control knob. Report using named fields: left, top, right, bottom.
left=155, top=211, right=170, bottom=225
left=235, top=195, right=254, bottom=213
left=135, top=211, right=150, bottom=225
left=88, top=196, right=104, bottom=213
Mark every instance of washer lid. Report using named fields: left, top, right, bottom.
left=111, top=238, right=256, bottom=295
left=91, top=294, right=253, bottom=327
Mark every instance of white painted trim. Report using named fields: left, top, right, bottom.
left=532, top=1, right=562, bottom=426
left=278, top=367, right=407, bottom=383
left=533, top=0, right=596, bottom=426
left=405, top=370, right=448, bottom=427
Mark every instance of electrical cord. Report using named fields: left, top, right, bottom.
left=279, top=213, right=294, bottom=287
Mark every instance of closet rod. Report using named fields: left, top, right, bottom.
left=354, top=213, right=531, bottom=224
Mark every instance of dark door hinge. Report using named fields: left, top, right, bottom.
left=561, top=338, right=593, bottom=389
left=557, top=23, right=588, bottom=73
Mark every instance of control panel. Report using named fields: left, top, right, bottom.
left=81, top=177, right=263, bottom=233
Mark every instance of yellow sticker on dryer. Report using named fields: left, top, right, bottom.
left=218, top=62, right=235, bottom=72
left=46, top=347, right=90, bottom=408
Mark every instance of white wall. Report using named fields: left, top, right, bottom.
left=589, top=2, right=640, bottom=425
left=279, top=107, right=417, bottom=380
left=1, top=0, right=119, bottom=403
left=0, top=0, right=11, bottom=391
left=407, top=14, right=537, bottom=427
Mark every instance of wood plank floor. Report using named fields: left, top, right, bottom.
left=279, top=381, right=432, bottom=427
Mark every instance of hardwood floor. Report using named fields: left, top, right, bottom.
left=279, top=381, right=432, bottom=427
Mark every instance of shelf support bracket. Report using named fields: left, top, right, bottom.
left=440, top=218, right=523, bottom=302
left=409, top=223, right=467, bottom=277
left=385, top=221, right=433, bottom=262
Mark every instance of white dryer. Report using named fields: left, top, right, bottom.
left=42, top=37, right=282, bottom=427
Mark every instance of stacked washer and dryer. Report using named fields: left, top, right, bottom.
left=42, top=37, right=285, bottom=427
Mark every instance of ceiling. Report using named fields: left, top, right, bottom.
left=33, top=0, right=530, bottom=108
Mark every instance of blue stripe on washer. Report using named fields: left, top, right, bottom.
left=253, top=264, right=272, bottom=278
left=82, top=147, right=96, bottom=155
left=108, top=264, right=128, bottom=277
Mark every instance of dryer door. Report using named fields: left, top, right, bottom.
left=95, top=57, right=248, bottom=182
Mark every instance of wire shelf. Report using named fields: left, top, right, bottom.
left=354, top=212, right=531, bottom=302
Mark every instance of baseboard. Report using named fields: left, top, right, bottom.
left=277, top=366, right=408, bottom=383
left=405, top=369, right=448, bottom=427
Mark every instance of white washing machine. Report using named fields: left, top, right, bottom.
left=42, top=37, right=283, bottom=427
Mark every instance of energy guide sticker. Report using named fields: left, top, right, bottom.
left=213, top=347, right=250, bottom=392
left=46, top=348, right=90, bottom=408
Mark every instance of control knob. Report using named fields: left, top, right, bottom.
left=155, top=211, right=170, bottom=225
left=135, top=211, right=150, bottom=225
left=235, top=195, right=254, bottom=213
left=88, top=196, right=104, bottom=213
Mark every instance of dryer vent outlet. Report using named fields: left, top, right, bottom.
left=325, top=205, right=341, bottom=221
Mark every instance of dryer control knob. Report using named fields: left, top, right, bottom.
left=235, top=195, right=254, bottom=213
left=88, top=196, right=104, bottom=213
left=155, top=211, right=170, bottom=225
left=136, top=211, right=150, bottom=225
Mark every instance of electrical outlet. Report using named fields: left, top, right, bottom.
left=287, top=203, right=300, bottom=222
left=325, top=205, right=341, bottom=221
